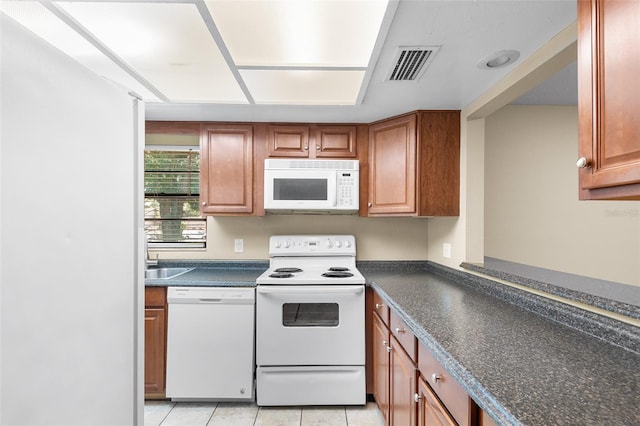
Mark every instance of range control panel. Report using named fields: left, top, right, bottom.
left=268, top=235, right=356, bottom=257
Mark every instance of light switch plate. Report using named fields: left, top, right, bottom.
left=234, top=239, right=244, bottom=253
left=442, top=243, right=451, bottom=258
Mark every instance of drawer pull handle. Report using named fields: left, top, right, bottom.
left=414, top=393, right=422, bottom=403
left=431, top=373, right=443, bottom=384
left=375, top=303, right=384, bottom=309
left=395, top=327, right=406, bottom=334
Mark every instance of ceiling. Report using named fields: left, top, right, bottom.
left=1, top=0, right=578, bottom=123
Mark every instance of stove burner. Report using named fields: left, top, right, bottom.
left=269, top=272, right=294, bottom=278
left=328, top=267, right=350, bottom=272
left=275, top=267, right=303, bottom=273
left=321, top=271, right=354, bottom=278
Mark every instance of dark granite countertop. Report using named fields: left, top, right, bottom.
left=144, top=260, right=267, bottom=287
left=359, top=262, right=640, bottom=426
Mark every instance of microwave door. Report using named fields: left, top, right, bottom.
left=264, top=169, right=335, bottom=210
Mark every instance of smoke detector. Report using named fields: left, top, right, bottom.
left=387, top=46, right=440, bottom=81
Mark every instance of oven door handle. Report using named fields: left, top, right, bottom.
left=257, top=286, right=364, bottom=295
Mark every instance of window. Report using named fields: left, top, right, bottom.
left=144, top=148, right=206, bottom=248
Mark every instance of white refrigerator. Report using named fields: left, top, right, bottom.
left=1, top=14, right=144, bottom=425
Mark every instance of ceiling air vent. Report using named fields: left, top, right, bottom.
left=387, top=46, right=440, bottom=81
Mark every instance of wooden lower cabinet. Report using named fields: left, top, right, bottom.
left=390, top=335, right=417, bottom=426
left=145, top=287, right=167, bottom=399
left=373, top=313, right=391, bottom=424
left=417, top=375, right=456, bottom=426
left=370, top=289, right=480, bottom=426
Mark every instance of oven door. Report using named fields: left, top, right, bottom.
left=256, top=285, right=364, bottom=366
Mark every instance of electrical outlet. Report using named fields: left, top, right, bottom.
left=234, top=239, right=244, bottom=253
left=442, top=243, right=452, bottom=259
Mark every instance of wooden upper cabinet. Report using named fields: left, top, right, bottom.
left=267, top=125, right=310, bottom=157
left=368, top=111, right=460, bottom=216
left=577, top=0, right=640, bottom=200
left=200, top=124, right=254, bottom=214
left=368, top=114, right=417, bottom=215
left=314, top=125, right=357, bottom=158
left=267, top=124, right=357, bottom=158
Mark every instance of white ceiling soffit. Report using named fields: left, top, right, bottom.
left=0, top=1, right=162, bottom=101
left=0, top=0, right=393, bottom=106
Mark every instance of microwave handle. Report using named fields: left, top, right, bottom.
left=329, top=172, right=338, bottom=207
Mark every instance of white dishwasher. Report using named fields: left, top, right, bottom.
left=165, top=286, right=255, bottom=401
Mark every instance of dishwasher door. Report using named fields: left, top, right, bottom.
left=165, top=286, right=255, bottom=401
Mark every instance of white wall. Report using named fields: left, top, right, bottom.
left=155, top=215, right=429, bottom=260
left=485, top=105, right=640, bottom=287
left=1, top=16, right=142, bottom=425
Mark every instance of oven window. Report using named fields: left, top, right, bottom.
left=273, top=178, right=328, bottom=201
left=282, top=303, right=339, bottom=327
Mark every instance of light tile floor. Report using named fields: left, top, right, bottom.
left=145, top=401, right=385, bottom=426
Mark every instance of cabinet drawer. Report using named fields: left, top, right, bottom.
left=372, top=290, right=389, bottom=325
left=418, top=342, right=472, bottom=426
left=145, top=286, right=166, bottom=308
left=390, top=310, right=416, bottom=362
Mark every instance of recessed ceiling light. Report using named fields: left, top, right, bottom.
left=477, top=50, right=520, bottom=70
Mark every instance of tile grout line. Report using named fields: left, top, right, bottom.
left=158, top=401, right=175, bottom=426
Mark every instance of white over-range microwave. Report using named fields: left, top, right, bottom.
left=264, top=159, right=359, bottom=214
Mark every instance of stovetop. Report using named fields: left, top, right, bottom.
left=256, top=235, right=365, bottom=285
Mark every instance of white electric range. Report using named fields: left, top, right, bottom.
left=255, top=235, right=366, bottom=406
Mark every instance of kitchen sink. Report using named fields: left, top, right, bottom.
left=145, top=267, right=193, bottom=279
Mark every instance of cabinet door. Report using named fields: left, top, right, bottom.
left=418, top=342, right=475, bottom=426
left=267, top=125, right=310, bottom=157
left=314, top=125, right=357, bottom=158
left=144, top=308, right=166, bottom=397
left=368, top=115, right=417, bottom=215
left=578, top=0, right=640, bottom=199
left=200, top=125, right=254, bottom=214
left=390, top=335, right=417, bottom=426
left=417, top=376, right=456, bottom=426
left=373, top=313, right=391, bottom=425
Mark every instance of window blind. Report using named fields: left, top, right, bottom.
left=144, top=149, right=205, bottom=247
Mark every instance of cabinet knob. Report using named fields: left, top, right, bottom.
left=382, top=340, right=388, bottom=347
left=395, top=327, right=406, bottom=334
left=202, top=201, right=206, bottom=206
left=431, top=373, right=443, bottom=384
left=387, top=345, right=393, bottom=353
left=375, top=303, right=384, bottom=309
left=304, top=145, right=309, bottom=150
left=414, top=393, right=422, bottom=403
left=316, top=145, right=320, bottom=150
left=576, top=157, right=590, bottom=168
left=368, top=202, right=372, bottom=207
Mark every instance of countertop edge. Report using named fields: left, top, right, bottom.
left=460, top=262, right=640, bottom=320
left=365, top=261, right=640, bottom=426
left=369, top=281, right=522, bottom=426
